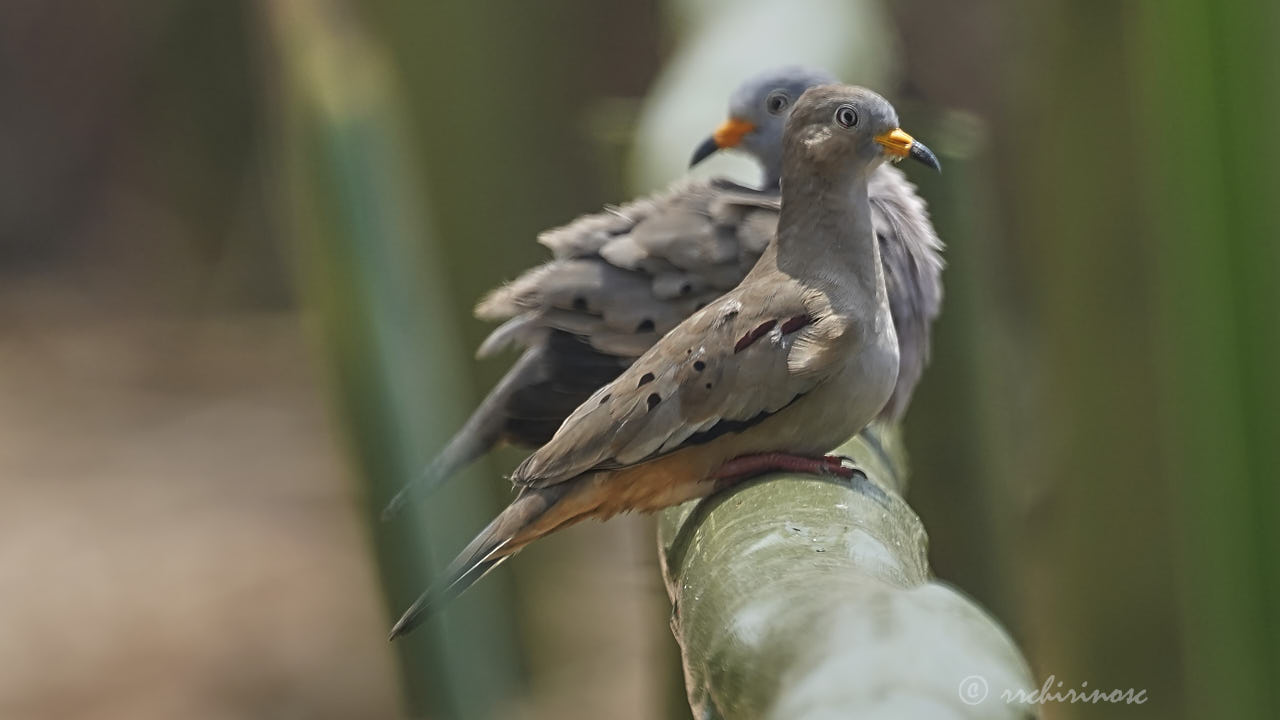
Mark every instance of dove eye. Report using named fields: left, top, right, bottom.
left=835, top=105, right=858, bottom=128
left=765, top=91, right=790, bottom=115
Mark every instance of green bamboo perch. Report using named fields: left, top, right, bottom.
left=659, top=425, right=1037, bottom=719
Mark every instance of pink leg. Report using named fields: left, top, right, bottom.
left=710, top=453, right=856, bottom=482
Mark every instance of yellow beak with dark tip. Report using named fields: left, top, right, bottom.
left=690, top=117, right=757, bottom=167
left=875, top=128, right=915, bottom=157
left=875, top=128, right=942, bottom=172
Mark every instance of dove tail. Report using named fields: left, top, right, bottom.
left=381, top=345, right=553, bottom=521
left=388, top=482, right=576, bottom=640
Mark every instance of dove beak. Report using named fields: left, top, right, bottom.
left=690, top=117, right=756, bottom=167
left=875, top=128, right=941, bottom=172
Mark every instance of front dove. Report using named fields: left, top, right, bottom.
left=391, top=84, right=942, bottom=638
left=383, top=67, right=944, bottom=519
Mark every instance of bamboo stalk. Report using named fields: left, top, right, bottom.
left=1136, top=1, right=1280, bottom=716
left=264, top=2, right=522, bottom=716
left=659, top=428, right=1037, bottom=719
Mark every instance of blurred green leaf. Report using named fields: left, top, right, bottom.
left=265, top=2, right=523, bottom=716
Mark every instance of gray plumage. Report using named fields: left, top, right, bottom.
left=383, top=67, right=943, bottom=519
left=390, top=85, right=937, bottom=637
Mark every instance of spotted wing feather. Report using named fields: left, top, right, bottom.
left=476, top=179, right=780, bottom=358
left=510, top=281, right=839, bottom=488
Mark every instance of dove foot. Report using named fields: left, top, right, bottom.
left=711, top=453, right=859, bottom=482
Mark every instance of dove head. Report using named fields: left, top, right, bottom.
left=782, top=85, right=940, bottom=187
left=688, top=66, right=838, bottom=186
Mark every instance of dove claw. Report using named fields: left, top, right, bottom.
left=712, top=453, right=865, bottom=482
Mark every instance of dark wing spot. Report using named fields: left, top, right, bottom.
left=693, top=360, right=706, bottom=371
left=636, top=318, right=655, bottom=332
left=638, top=372, right=655, bottom=387
left=780, top=314, right=812, bottom=335
left=705, top=382, right=713, bottom=389
left=734, top=319, right=778, bottom=353
left=598, top=393, right=611, bottom=405
left=572, top=296, right=588, bottom=311
left=684, top=393, right=805, bottom=446
left=646, top=393, right=661, bottom=410
left=680, top=282, right=693, bottom=295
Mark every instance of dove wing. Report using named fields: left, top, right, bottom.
left=510, top=274, right=848, bottom=488
left=867, top=165, right=945, bottom=420
left=474, top=178, right=779, bottom=358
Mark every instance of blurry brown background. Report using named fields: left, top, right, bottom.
left=1, top=1, right=1275, bottom=719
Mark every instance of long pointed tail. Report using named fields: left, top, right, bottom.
left=382, top=345, right=553, bottom=521
left=388, top=482, right=576, bottom=640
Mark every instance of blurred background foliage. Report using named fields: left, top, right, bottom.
left=0, top=1, right=1275, bottom=719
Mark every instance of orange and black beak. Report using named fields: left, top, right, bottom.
left=874, top=128, right=941, bottom=172
left=690, top=117, right=756, bottom=167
